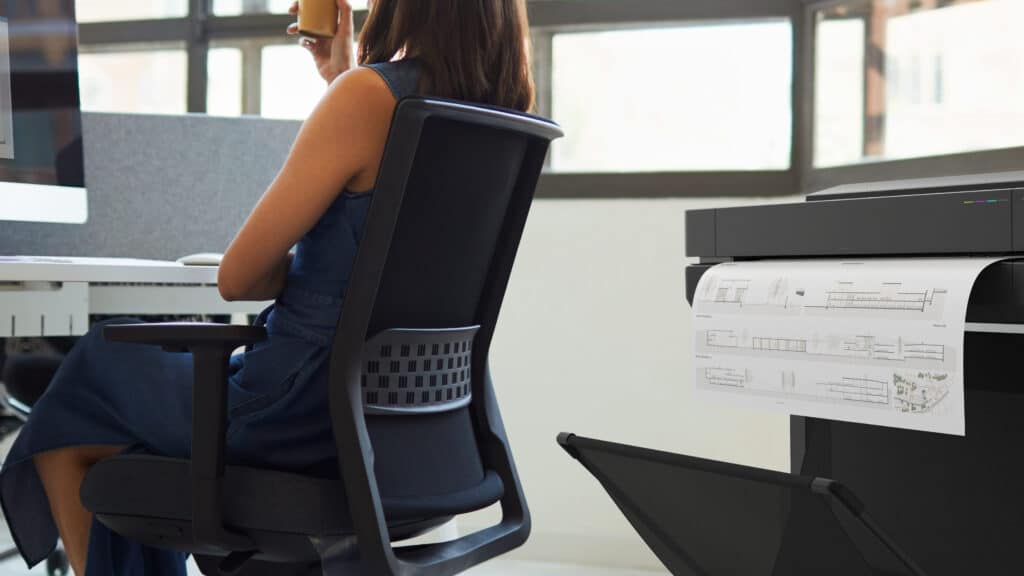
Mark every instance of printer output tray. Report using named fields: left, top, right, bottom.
left=558, top=434, right=928, bottom=576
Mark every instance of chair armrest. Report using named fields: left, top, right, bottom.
left=103, top=322, right=266, bottom=352
left=104, top=321, right=259, bottom=553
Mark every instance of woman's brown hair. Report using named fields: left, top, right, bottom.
left=358, top=0, right=535, bottom=112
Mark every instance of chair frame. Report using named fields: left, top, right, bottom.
left=102, top=98, right=564, bottom=575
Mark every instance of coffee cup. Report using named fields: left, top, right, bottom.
left=298, top=0, right=339, bottom=39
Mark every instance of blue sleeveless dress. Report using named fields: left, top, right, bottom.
left=0, top=60, right=422, bottom=575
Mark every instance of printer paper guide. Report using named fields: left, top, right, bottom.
left=692, top=258, right=1006, bottom=436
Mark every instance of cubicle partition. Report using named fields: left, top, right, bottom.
left=0, top=113, right=302, bottom=260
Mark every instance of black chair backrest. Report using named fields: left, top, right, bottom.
left=324, top=98, right=562, bottom=574
left=337, top=98, right=560, bottom=397
left=357, top=103, right=554, bottom=418
left=368, top=113, right=532, bottom=334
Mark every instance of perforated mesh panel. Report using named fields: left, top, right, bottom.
left=361, top=326, right=479, bottom=415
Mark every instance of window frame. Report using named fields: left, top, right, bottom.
left=81, top=0, right=1024, bottom=199
left=79, top=0, right=1024, bottom=198
left=78, top=0, right=805, bottom=199
left=525, top=0, right=807, bottom=199
left=800, top=0, right=1024, bottom=193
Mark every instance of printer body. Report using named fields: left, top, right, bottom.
left=685, top=172, right=1024, bottom=575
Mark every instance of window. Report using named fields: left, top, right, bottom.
left=212, top=0, right=367, bottom=16
left=550, top=21, right=793, bottom=173
left=79, top=47, right=188, bottom=115
left=813, top=0, right=1024, bottom=167
left=80, top=1, right=1020, bottom=198
left=76, top=0, right=187, bottom=22
left=207, top=47, right=244, bottom=117
left=260, top=44, right=326, bottom=119
left=814, top=17, right=864, bottom=168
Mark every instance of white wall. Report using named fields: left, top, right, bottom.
left=460, top=196, right=800, bottom=569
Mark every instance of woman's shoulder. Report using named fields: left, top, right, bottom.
left=307, top=67, right=400, bottom=191
left=329, top=66, right=395, bottom=99
left=318, top=66, right=399, bottom=122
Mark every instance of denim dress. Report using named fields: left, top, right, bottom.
left=0, top=60, right=421, bottom=575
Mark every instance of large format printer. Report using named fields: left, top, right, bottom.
left=685, top=172, right=1024, bottom=575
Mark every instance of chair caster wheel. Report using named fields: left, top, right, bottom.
left=47, top=548, right=70, bottom=576
left=0, top=414, right=22, bottom=437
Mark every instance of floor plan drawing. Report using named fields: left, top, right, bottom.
left=692, top=258, right=1004, bottom=435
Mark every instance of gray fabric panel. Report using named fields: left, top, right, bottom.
left=0, top=112, right=302, bottom=260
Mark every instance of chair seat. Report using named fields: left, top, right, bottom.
left=81, top=454, right=504, bottom=562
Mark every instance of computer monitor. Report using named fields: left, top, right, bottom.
left=0, top=1, right=86, bottom=224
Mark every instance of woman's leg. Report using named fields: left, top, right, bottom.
left=34, top=445, right=125, bottom=576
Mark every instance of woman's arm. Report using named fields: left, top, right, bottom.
left=217, top=67, right=396, bottom=302
left=222, top=252, right=292, bottom=303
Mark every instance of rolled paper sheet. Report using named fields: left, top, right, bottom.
left=691, top=257, right=1008, bottom=436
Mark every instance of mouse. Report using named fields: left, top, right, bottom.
left=176, top=253, right=224, bottom=267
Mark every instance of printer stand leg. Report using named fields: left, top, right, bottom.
left=791, top=416, right=832, bottom=477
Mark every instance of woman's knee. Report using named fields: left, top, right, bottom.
left=85, top=318, right=133, bottom=343
left=36, top=445, right=123, bottom=470
left=53, top=318, right=142, bottom=382
left=74, top=445, right=123, bottom=465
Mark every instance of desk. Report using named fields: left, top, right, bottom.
left=0, top=257, right=268, bottom=337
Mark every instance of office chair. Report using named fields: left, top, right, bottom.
left=80, top=98, right=563, bottom=575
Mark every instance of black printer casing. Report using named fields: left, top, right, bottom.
left=685, top=173, right=1024, bottom=575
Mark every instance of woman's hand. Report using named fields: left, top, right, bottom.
left=287, top=0, right=356, bottom=85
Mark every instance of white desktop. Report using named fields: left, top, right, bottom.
left=0, top=5, right=263, bottom=338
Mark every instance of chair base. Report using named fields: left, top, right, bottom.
left=97, top=511, right=453, bottom=567
left=194, top=554, right=320, bottom=576
left=96, top=514, right=327, bottom=564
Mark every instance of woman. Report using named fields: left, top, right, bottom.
left=0, top=0, right=534, bottom=573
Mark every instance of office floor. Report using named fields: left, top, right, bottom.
left=0, top=483, right=660, bottom=574
left=0, top=486, right=665, bottom=576
left=0, top=495, right=664, bottom=575
left=0, top=553, right=665, bottom=575
left=0, top=489, right=662, bottom=576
